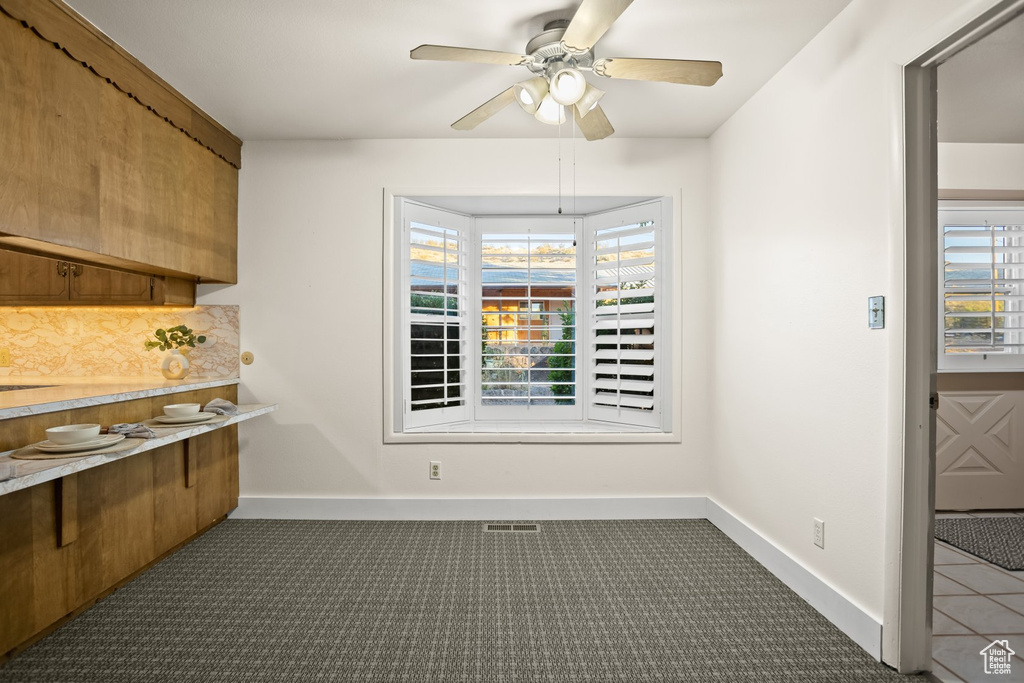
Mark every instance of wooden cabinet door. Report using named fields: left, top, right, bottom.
left=69, top=264, right=153, bottom=303
left=0, top=250, right=69, bottom=303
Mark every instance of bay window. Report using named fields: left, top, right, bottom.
left=393, top=197, right=671, bottom=435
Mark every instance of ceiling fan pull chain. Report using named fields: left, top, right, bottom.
left=557, top=110, right=563, bottom=215
left=572, top=114, right=578, bottom=246
left=572, top=114, right=577, bottom=216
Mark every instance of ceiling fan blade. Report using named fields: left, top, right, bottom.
left=561, top=0, right=634, bottom=53
left=593, top=57, right=723, bottom=86
left=574, top=104, right=614, bottom=141
left=411, top=44, right=530, bottom=66
left=451, top=87, right=517, bottom=131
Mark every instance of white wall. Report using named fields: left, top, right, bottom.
left=708, top=0, right=1005, bottom=625
left=200, top=138, right=712, bottom=501
left=939, top=143, right=1024, bottom=190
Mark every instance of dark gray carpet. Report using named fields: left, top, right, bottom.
left=935, top=517, right=1024, bottom=570
left=0, top=519, right=925, bottom=682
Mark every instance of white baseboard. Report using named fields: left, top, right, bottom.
left=230, top=495, right=880, bottom=660
left=231, top=496, right=708, bottom=521
left=705, top=499, right=882, bottom=660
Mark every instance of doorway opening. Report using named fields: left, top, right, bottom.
left=896, top=0, right=1024, bottom=675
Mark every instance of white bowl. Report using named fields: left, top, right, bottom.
left=163, top=403, right=201, bottom=418
left=46, top=424, right=101, bottom=445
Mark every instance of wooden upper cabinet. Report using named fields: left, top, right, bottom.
left=69, top=263, right=153, bottom=303
left=0, top=2, right=240, bottom=285
left=36, top=33, right=101, bottom=250
left=0, top=249, right=195, bottom=306
left=0, top=251, right=69, bottom=304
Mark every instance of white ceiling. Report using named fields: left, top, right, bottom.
left=65, top=0, right=852, bottom=141
left=938, top=11, right=1024, bottom=144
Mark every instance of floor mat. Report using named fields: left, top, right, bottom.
left=935, top=517, right=1024, bottom=570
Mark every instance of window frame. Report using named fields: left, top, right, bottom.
left=938, top=202, right=1024, bottom=372
left=385, top=194, right=678, bottom=443
left=473, top=216, right=584, bottom=423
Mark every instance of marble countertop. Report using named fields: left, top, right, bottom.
left=0, top=377, right=240, bottom=420
left=0, top=403, right=277, bottom=496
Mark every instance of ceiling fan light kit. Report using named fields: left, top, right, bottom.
left=410, top=0, right=723, bottom=140
left=574, top=83, right=605, bottom=118
left=514, top=76, right=549, bottom=114
left=548, top=67, right=587, bottom=105
left=534, top=94, right=566, bottom=125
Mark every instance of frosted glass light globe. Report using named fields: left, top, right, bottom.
left=513, top=77, right=548, bottom=115
left=534, top=94, right=566, bottom=125
left=548, top=68, right=586, bottom=106
left=575, top=83, right=605, bottom=118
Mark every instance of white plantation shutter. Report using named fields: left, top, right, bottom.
left=403, top=203, right=470, bottom=428
left=476, top=217, right=581, bottom=420
left=393, top=196, right=673, bottom=435
left=940, top=207, right=1024, bottom=371
left=587, top=201, right=664, bottom=428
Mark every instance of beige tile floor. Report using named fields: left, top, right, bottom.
left=931, top=511, right=1024, bottom=682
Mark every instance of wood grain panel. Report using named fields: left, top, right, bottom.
left=0, top=386, right=237, bottom=452
left=0, top=12, right=39, bottom=235
left=70, top=264, right=153, bottom=303
left=0, top=250, right=69, bottom=303
left=211, top=160, right=239, bottom=283
left=35, top=33, right=100, bottom=250
left=29, top=482, right=67, bottom=634
left=180, top=130, right=216, bottom=260
left=139, top=108, right=181, bottom=255
left=152, top=442, right=197, bottom=555
left=0, top=0, right=241, bottom=167
left=0, top=7, right=239, bottom=283
left=0, top=384, right=240, bottom=657
left=98, top=84, right=144, bottom=260
left=98, top=455, right=155, bottom=587
left=57, top=474, right=78, bottom=547
left=0, top=488, right=35, bottom=650
left=158, top=277, right=197, bottom=306
left=0, top=249, right=198, bottom=305
left=69, top=454, right=105, bottom=606
left=193, top=427, right=234, bottom=529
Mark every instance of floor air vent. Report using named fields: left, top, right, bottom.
left=484, top=523, right=540, bottom=533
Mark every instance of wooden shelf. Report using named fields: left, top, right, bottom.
left=0, top=403, right=277, bottom=497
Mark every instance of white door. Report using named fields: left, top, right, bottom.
left=936, top=390, right=1024, bottom=510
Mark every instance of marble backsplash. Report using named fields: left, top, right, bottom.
left=0, top=305, right=239, bottom=379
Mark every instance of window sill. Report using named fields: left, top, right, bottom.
left=388, top=421, right=679, bottom=444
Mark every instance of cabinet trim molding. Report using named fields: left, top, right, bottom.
left=0, top=0, right=241, bottom=168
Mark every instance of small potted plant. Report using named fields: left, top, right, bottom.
left=145, top=326, right=206, bottom=379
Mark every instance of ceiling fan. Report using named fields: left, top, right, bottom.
left=410, top=0, right=723, bottom=141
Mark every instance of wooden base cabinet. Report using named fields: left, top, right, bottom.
left=0, top=386, right=238, bottom=659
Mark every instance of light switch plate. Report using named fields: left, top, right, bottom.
left=868, top=296, right=884, bottom=329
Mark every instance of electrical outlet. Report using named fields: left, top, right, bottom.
left=0, top=348, right=9, bottom=367
left=813, top=518, right=825, bottom=549
left=429, top=461, right=441, bottom=480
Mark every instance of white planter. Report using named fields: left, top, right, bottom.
left=160, top=349, right=190, bottom=380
